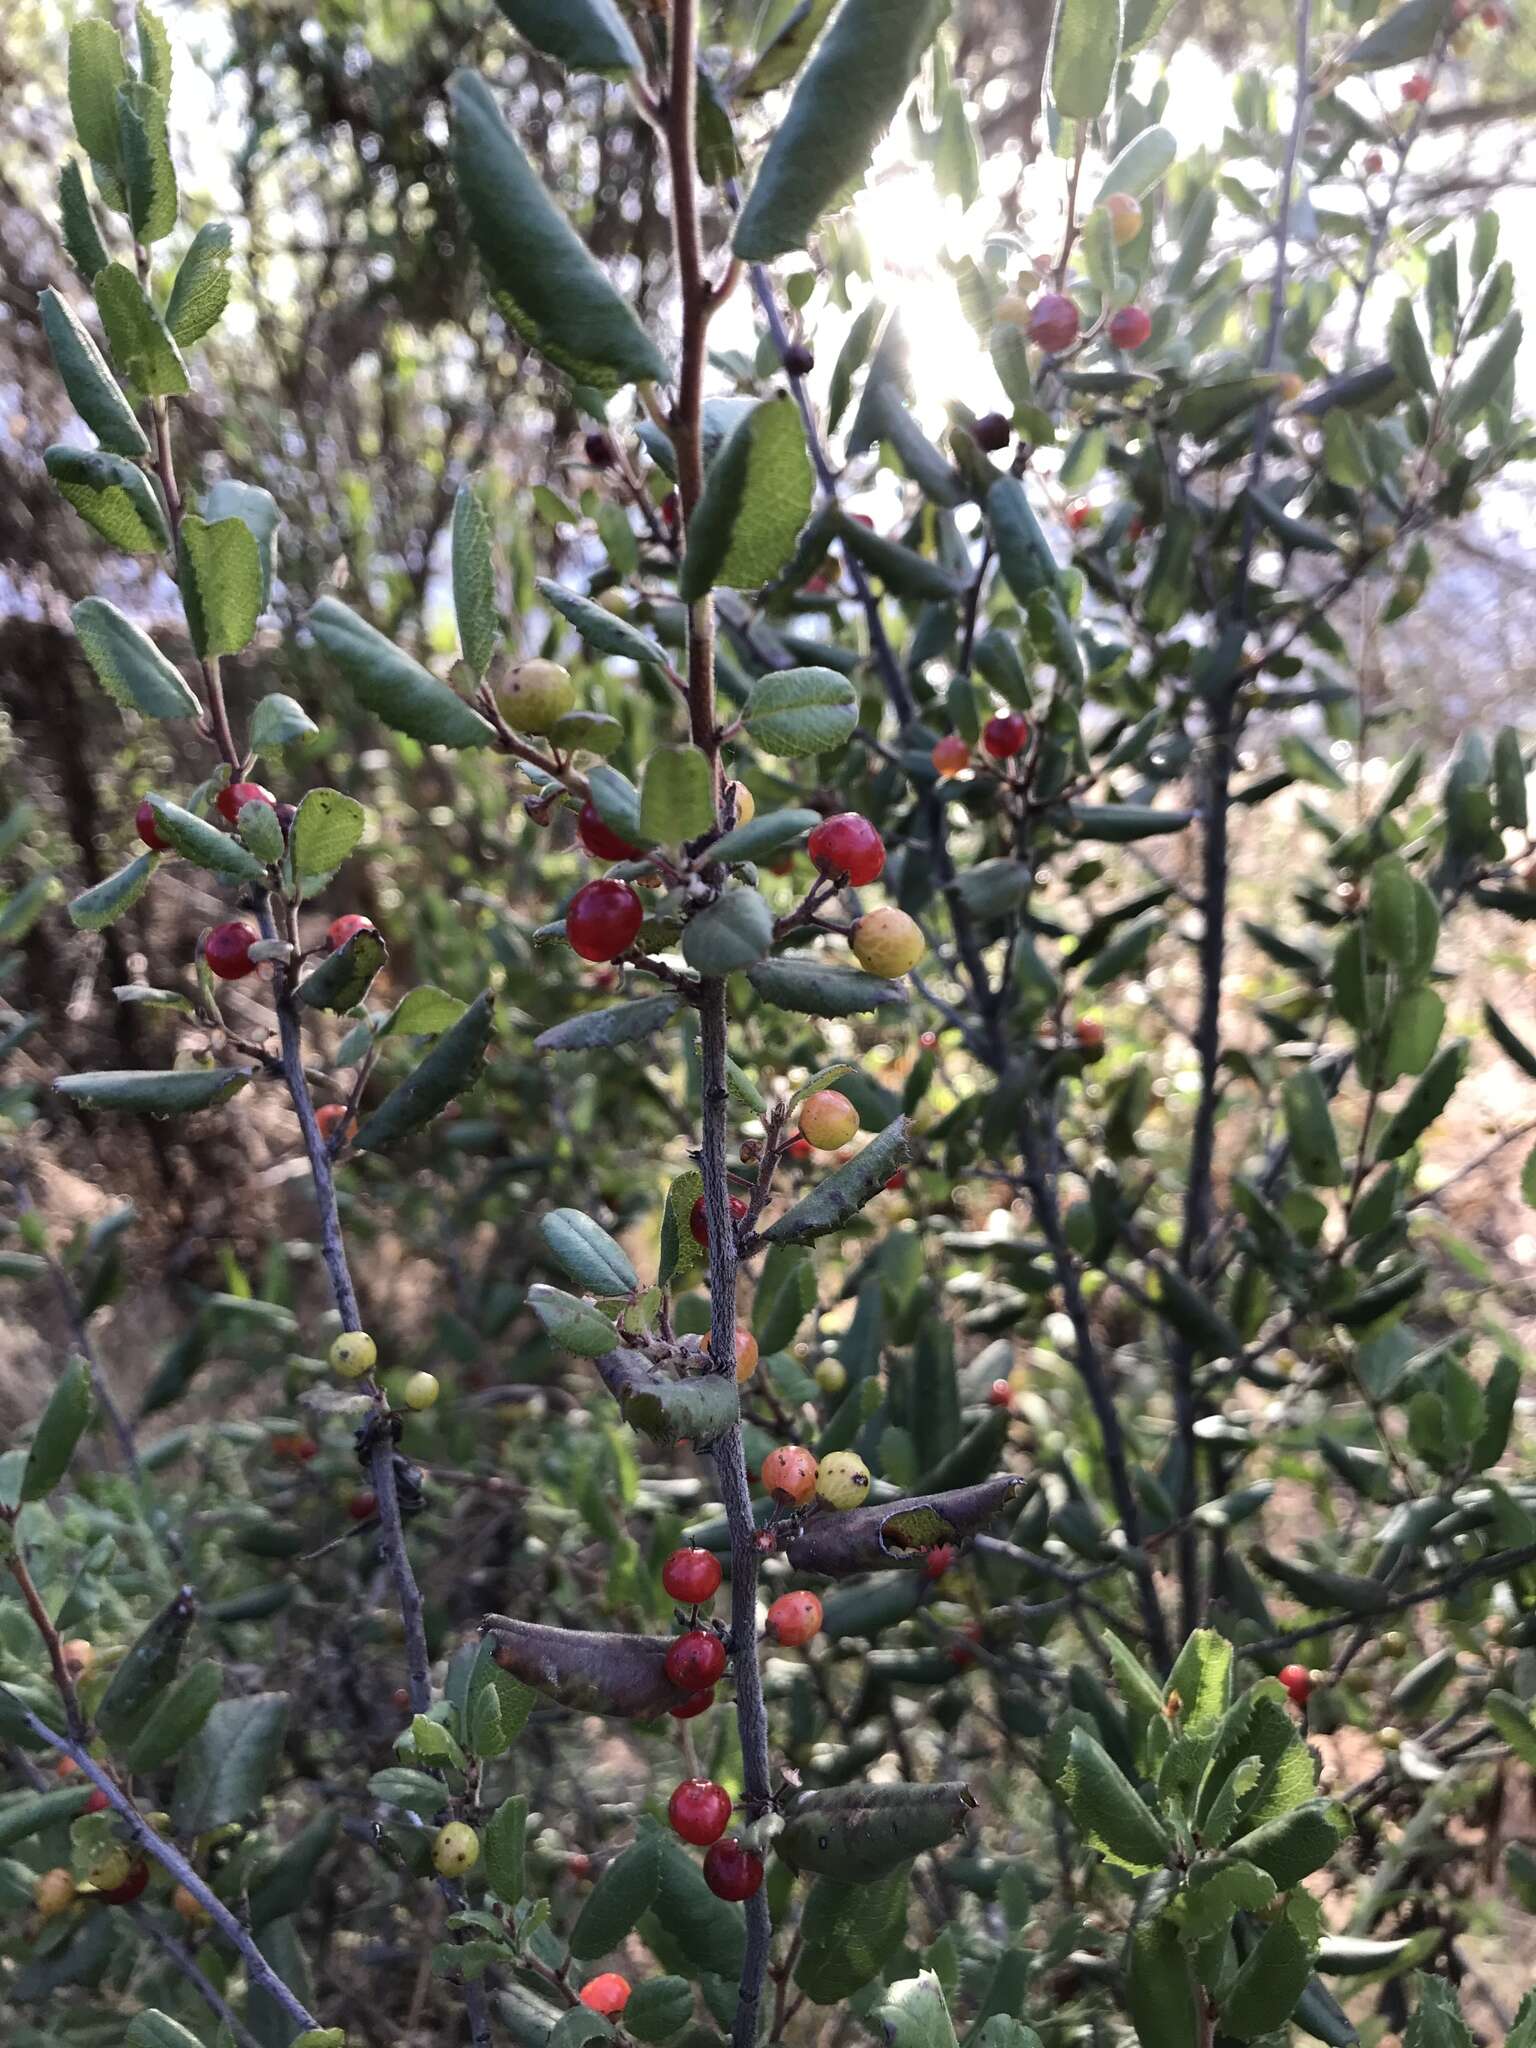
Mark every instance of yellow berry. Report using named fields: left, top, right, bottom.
left=61, top=1638, right=94, bottom=1677
left=1101, top=192, right=1144, bottom=246
left=1273, top=372, right=1306, bottom=404
left=726, top=780, right=755, bottom=826
left=433, top=1822, right=480, bottom=1876
left=499, top=659, right=576, bottom=735
left=172, top=1883, right=209, bottom=1922
left=34, top=1867, right=76, bottom=1918
left=798, top=1090, right=858, bottom=1149
left=330, top=1331, right=378, bottom=1379
left=815, top=1450, right=872, bottom=1511
left=596, top=589, right=628, bottom=616
left=1380, top=1726, right=1403, bottom=1752
left=403, top=1371, right=440, bottom=1411
left=993, top=293, right=1033, bottom=330
left=814, top=1358, right=847, bottom=1397
left=708, top=1326, right=760, bottom=1383
left=851, top=907, right=924, bottom=977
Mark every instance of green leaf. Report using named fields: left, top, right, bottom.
left=450, top=70, right=669, bottom=391
left=552, top=710, right=623, bottom=758
left=679, top=396, right=813, bottom=599
left=1367, top=860, right=1437, bottom=978
left=309, top=597, right=495, bottom=750
left=586, top=763, right=649, bottom=847
left=69, top=852, right=157, bottom=931
left=202, top=480, right=281, bottom=612
left=540, top=1210, right=639, bottom=1296
left=59, top=159, right=109, bottom=281
left=165, top=222, right=233, bottom=347
left=1448, top=311, right=1521, bottom=424
left=570, top=1833, right=661, bottom=1959
left=763, top=1115, right=911, bottom=1245
left=21, top=1357, right=94, bottom=1502
left=624, top=1977, right=694, bottom=2041
left=179, top=515, right=263, bottom=658
left=745, top=957, right=907, bottom=1015
left=1282, top=1070, right=1343, bottom=1188
left=793, top=1867, right=911, bottom=2003
left=289, top=788, right=366, bottom=896
left=535, top=995, right=681, bottom=1052
left=1221, top=1911, right=1313, bottom=2040
left=40, top=288, right=149, bottom=458
left=1388, top=297, right=1435, bottom=397
left=1056, top=1726, right=1169, bottom=1869
left=250, top=692, right=318, bottom=752
left=743, top=667, right=858, bottom=757
left=1235, top=1799, right=1351, bottom=1889
left=493, top=0, right=641, bottom=72
left=779, top=1785, right=973, bottom=1881
left=484, top=1794, right=528, bottom=1906
left=136, top=7, right=173, bottom=99
left=741, top=0, right=838, bottom=97
left=1094, top=125, right=1176, bottom=203
left=94, top=262, right=189, bottom=397
left=353, top=991, right=495, bottom=1151
left=147, top=797, right=267, bottom=881
left=874, top=1972, right=959, bottom=2048
left=1493, top=726, right=1527, bottom=834
left=1050, top=0, right=1123, bottom=119
left=1126, top=1917, right=1200, bottom=2048
left=171, top=1693, right=289, bottom=1834
left=126, top=2015, right=209, bottom=2048
left=640, top=745, right=716, bottom=844
left=1348, top=0, right=1457, bottom=69
left=733, top=0, right=948, bottom=261
left=452, top=481, right=502, bottom=679
left=1483, top=1689, right=1536, bottom=1770
left=754, top=1244, right=816, bottom=1354
left=831, top=510, right=964, bottom=600
left=122, top=1658, right=223, bottom=1772
left=71, top=599, right=200, bottom=720
left=118, top=79, right=177, bottom=244
left=295, top=929, right=387, bottom=1013
left=1177, top=1857, right=1275, bottom=1940
left=537, top=580, right=669, bottom=669
left=1164, top=1628, right=1232, bottom=1736
left=527, top=1285, right=619, bottom=1357
left=45, top=444, right=169, bottom=553
left=68, top=18, right=127, bottom=162
left=54, top=1066, right=255, bottom=1116
left=710, top=808, right=820, bottom=866
left=1373, top=1040, right=1468, bottom=1160
left=681, top=887, right=774, bottom=975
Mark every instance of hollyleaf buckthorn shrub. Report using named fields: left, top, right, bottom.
left=6, top=4, right=1534, bottom=2047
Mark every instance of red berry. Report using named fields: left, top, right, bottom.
left=348, top=1491, right=377, bottom=1521
left=662, top=491, right=681, bottom=531
left=760, top=1446, right=818, bottom=1506
left=391, top=1686, right=411, bottom=1711
left=568, top=1852, right=593, bottom=1879
left=134, top=799, right=168, bottom=853
left=668, top=1778, right=733, bottom=1847
left=1027, top=293, right=1080, bottom=353
left=788, top=1137, right=813, bottom=1161
left=1066, top=504, right=1092, bottom=532
left=931, top=734, right=972, bottom=778
left=982, top=712, right=1030, bottom=760
left=988, top=1378, right=1012, bottom=1409
left=1279, top=1663, right=1314, bottom=1706
left=1107, top=305, right=1152, bottom=352
left=84, top=1788, right=109, bottom=1814
left=566, top=879, right=644, bottom=963
left=703, top=1839, right=763, bottom=1902
left=670, top=1687, right=715, bottom=1720
left=271, top=1432, right=318, bottom=1464
left=204, top=921, right=258, bottom=980
left=662, top=1548, right=723, bottom=1605
left=579, top=1974, right=631, bottom=2016
left=972, top=411, right=1012, bottom=453
left=1364, top=149, right=1385, bottom=173
left=327, top=913, right=376, bottom=950
left=1402, top=73, right=1431, bottom=103
left=577, top=801, right=641, bottom=863
left=99, top=1861, right=150, bottom=1906
left=919, top=1031, right=938, bottom=1050
left=807, top=813, right=886, bottom=887
left=1481, top=2, right=1504, bottom=23
left=1074, top=1017, right=1106, bottom=1055
left=924, top=1544, right=957, bottom=1582
left=316, top=1103, right=350, bottom=1142
left=216, top=781, right=276, bottom=825
left=766, top=1591, right=823, bottom=1647
left=689, top=1194, right=747, bottom=1248
left=884, top=1171, right=907, bottom=1192
left=949, top=1621, right=984, bottom=1669
left=665, top=1628, right=727, bottom=1692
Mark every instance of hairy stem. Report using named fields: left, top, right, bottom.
left=666, top=9, right=773, bottom=2038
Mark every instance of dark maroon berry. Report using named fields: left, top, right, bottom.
left=973, top=411, right=1012, bottom=453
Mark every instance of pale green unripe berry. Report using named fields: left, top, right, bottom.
left=403, top=1370, right=440, bottom=1411
left=851, top=907, right=924, bottom=977
left=330, top=1331, right=377, bottom=1379
left=499, top=659, right=576, bottom=734
left=433, top=1821, right=480, bottom=1875
left=815, top=1450, right=871, bottom=1511
left=814, top=1359, right=847, bottom=1397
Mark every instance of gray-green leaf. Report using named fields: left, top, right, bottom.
left=452, top=481, right=501, bottom=679
left=309, top=596, right=495, bottom=750
left=69, top=852, right=157, bottom=931
left=45, top=444, right=170, bottom=553
left=171, top=1694, right=290, bottom=1834
left=40, top=288, right=149, bottom=458
left=54, top=1066, right=255, bottom=1116
left=179, top=514, right=263, bottom=658
left=679, top=396, right=813, bottom=599
left=353, top=991, right=495, bottom=1150
left=165, top=222, right=234, bottom=348
left=682, top=887, right=774, bottom=975
left=744, top=667, right=858, bottom=757
left=71, top=599, right=201, bottom=720
left=147, top=796, right=268, bottom=881
left=95, top=262, right=190, bottom=398
left=492, top=0, right=641, bottom=74
left=540, top=1209, right=640, bottom=1296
